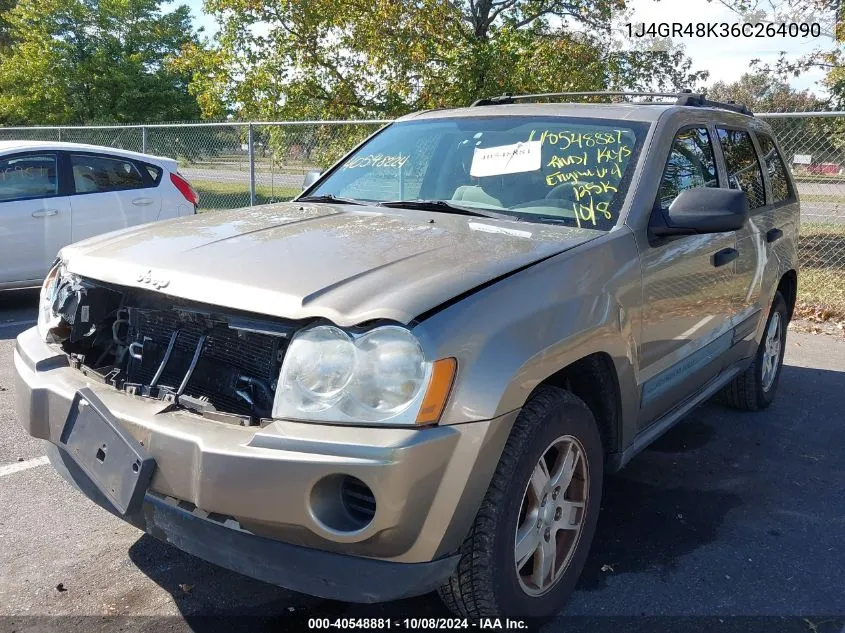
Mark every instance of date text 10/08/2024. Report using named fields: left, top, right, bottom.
left=307, top=618, right=530, bottom=630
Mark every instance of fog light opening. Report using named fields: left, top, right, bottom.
left=310, top=474, right=376, bottom=534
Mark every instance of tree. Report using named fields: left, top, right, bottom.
left=175, top=0, right=708, bottom=121
left=707, top=0, right=844, bottom=107
left=707, top=72, right=824, bottom=112
left=0, top=0, right=202, bottom=124
left=0, top=0, right=15, bottom=50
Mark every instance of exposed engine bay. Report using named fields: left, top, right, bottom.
left=46, top=273, right=299, bottom=425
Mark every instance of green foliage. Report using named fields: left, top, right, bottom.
left=0, top=0, right=15, bottom=51
left=0, top=0, right=202, bottom=124
left=706, top=0, right=844, bottom=108
left=176, top=0, right=708, bottom=122
left=708, top=72, right=824, bottom=112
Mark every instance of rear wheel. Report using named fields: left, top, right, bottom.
left=437, top=386, right=603, bottom=618
left=720, top=291, right=788, bottom=411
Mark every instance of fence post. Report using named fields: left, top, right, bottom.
left=248, top=123, right=256, bottom=207
left=57, top=128, right=62, bottom=142
left=141, top=126, right=147, bottom=153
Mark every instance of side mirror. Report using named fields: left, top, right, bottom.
left=302, top=169, right=322, bottom=190
left=650, top=188, right=749, bottom=238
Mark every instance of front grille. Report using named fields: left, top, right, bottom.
left=125, top=307, right=286, bottom=418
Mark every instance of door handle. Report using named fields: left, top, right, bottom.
left=766, top=228, right=783, bottom=243
left=132, top=197, right=155, bottom=206
left=31, top=209, right=58, bottom=218
left=713, top=247, right=738, bottom=267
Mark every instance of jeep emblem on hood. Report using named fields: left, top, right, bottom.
left=137, top=270, right=170, bottom=290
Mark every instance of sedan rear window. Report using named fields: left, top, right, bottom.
left=310, top=117, right=649, bottom=230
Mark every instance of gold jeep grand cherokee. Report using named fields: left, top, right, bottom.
left=14, top=91, right=799, bottom=617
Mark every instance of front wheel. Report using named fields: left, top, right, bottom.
left=437, top=386, right=603, bottom=618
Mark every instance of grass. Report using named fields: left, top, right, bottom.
left=794, top=174, right=845, bottom=183
left=193, top=181, right=300, bottom=212
left=798, top=222, right=845, bottom=318
left=799, top=194, right=845, bottom=204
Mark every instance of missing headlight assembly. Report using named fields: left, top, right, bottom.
left=43, top=271, right=297, bottom=426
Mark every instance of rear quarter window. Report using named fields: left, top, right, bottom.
left=143, top=164, right=163, bottom=185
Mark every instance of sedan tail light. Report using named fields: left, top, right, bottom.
left=170, top=172, right=199, bottom=208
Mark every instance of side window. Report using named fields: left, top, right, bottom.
left=716, top=128, right=766, bottom=210
left=70, top=154, right=147, bottom=194
left=658, top=127, right=718, bottom=209
left=0, top=154, right=58, bottom=202
left=756, top=133, right=792, bottom=204
left=144, top=164, right=163, bottom=184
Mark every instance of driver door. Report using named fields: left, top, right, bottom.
left=637, top=126, right=737, bottom=427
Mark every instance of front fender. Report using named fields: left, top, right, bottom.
left=413, top=229, right=642, bottom=444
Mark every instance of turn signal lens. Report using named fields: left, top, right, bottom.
left=415, top=357, right=457, bottom=425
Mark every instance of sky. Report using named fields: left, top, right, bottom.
left=183, top=0, right=833, bottom=97
left=616, top=0, right=831, bottom=95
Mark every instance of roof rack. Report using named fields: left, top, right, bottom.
left=470, top=90, right=754, bottom=116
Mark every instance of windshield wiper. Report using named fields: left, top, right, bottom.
left=379, top=199, right=518, bottom=221
left=297, top=194, right=368, bottom=206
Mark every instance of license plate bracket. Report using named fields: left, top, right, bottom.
left=59, top=387, right=155, bottom=515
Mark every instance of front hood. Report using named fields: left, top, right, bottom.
left=61, top=203, right=598, bottom=325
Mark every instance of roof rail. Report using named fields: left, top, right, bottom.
left=470, top=90, right=754, bottom=116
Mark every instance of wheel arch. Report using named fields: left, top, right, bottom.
left=532, top=352, right=623, bottom=459
left=777, top=269, right=798, bottom=322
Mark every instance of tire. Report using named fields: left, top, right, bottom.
left=437, top=386, right=603, bottom=618
left=720, top=291, right=788, bottom=411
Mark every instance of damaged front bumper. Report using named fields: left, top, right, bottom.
left=14, top=327, right=517, bottom=601
left=44, top=442, right=459, bottom=603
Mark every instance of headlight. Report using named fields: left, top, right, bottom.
left=345, top=326, right=427, bottom=416
left=278, top=325, right=356, bottom=412
left=273, top=325, right=455, bottom=426
left=36, top=262, right=63, bottom=340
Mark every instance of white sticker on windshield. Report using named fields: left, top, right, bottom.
left=470, top=141, right=541, bottom=177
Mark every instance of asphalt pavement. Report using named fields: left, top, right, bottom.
left=1, top=290, right=844, bottom=633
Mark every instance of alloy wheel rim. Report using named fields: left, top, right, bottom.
left=761, top=311, right=782, bottom=392
left=514, top=435, right=589, bottom=597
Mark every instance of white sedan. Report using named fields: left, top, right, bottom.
left=0, top=141, right=199, bottom=290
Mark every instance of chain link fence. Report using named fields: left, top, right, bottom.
left=1, top=114, right=843, bottom=313
left=758, top=113, right=845, bottom=314
left=0, top=121, right=389, bottom=211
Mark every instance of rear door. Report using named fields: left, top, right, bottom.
left=67, top=152, right=162, bottom=242
left=713, top=127, right=769, bottom=356
left=0, top=152, right=71, bottom=285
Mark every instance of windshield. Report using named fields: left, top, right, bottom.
left=307, top=116, right=649, bottom=230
